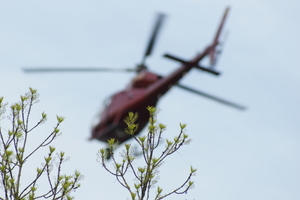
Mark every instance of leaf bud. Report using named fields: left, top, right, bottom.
left=166, top=139, right=173, bottom=146
left=152, top=158, right=159, bottom=165
left=18, top=148, right=24, bottom=153
left=56, top=116, right=65, bottom=123
left=138, top=167, right=145, bottom=173
left=41, top=112, right=47, bottom=119
left=44, top=156, right=52, bottom=163
left=138, top=136, right=146, bottom=143
left=147, top=106, right=157, bottom=115
left=36, top=168, right=42, bottom=174
left=108, top=138, right=116, bottom=145
left=60, top=151, right=65, bottom=158
left=100, top=148, right=105, bottom=155
left=9, top=178, right=14, bottom=184
left=125, top=144, right=131, bottom=151
left=179, top=123, right=187, bottom=129
left=148, top=124, right=156, bottom=132
left=5, top=150, right=13, bottom=157
left=157, top=186, right=163, bottom=194
left=130, top=192, right=136, bottom=200
left=159, top=123, right=166, bottom=130
left=115, top=163, right=121, bottom=169
left=29, top=87, right=37, bottom=94
left=54, top=128, right=60, bottom=134
left=31, top=186, right=37, bottom=192
left=74, top=170, right=81, bottom=177
left=49, top=146, right=56, bottom=153
left=8, top=130, right=13, bottom=136
left=190, top=166, right=197, bottom=173
left=20, top=95, right=28, bottom=102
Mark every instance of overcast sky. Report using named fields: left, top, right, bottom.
left=0, top=0, right=299, bottom=199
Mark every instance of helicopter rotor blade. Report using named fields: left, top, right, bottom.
left=176, top=83, right=246, bottom=110
left=22, top=67, right=137, bottom=73
left=141, top=13, right=166, bottom=66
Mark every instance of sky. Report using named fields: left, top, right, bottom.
left=0, top=0, right=299, bottom=199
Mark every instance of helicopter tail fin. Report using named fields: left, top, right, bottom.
left=164, top=7, right=229, bottom=75
left=207, top=6, right=230, bottom=69
left=163, top=7, right=230, bottom=76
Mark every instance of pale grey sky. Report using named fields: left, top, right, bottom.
left=0, top=0, right=299, bottom=199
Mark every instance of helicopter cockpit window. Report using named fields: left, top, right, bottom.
left=103, top=96, right=112, bottom=109
left=91, top=95, right=113, bottom=129
left=129, top=71, right=159, bottom=88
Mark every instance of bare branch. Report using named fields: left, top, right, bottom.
left=0, top=89, right=83, bottom=200
left=99, top=106, right=196, bottom=200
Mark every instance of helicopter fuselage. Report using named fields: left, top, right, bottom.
left=91, top=47, right=210, bottom=144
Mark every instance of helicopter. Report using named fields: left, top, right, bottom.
left=23, top=7, right=245, bottom=145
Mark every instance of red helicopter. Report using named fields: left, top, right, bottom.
left=24, top=7, right=245, bottom=145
